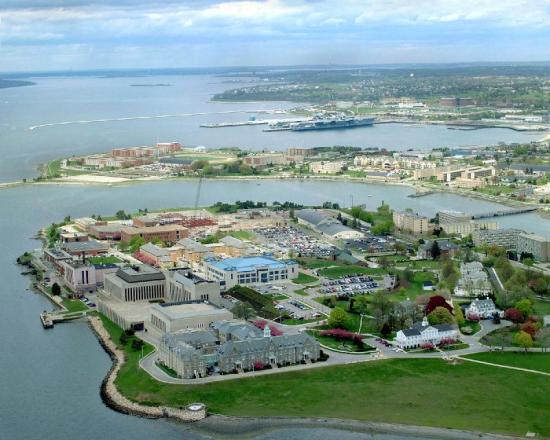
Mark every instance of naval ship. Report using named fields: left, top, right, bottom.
left=264, top=115, right=375, bottom=132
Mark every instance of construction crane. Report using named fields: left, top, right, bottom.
left=193, top=171, right=203, bottom=219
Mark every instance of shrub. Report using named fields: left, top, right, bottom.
left=421, top=342, right=435, bottom=351
left=521, top=322, right=538, bottom=339
left=253, top=361, right=266, bottom=370
left=505, top=308, right=524, bottom=323
left=426, top=295, right=453, bottom=315
left=320, top=328, right=364, bottom=346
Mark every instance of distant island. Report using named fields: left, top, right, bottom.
left=0, top=79, right=35, bottom=89
left=129, top=83, right=172, bottom=87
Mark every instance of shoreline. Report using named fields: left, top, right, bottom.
left=190, top=415, right=524, bottom=440
left=1, top=173, right=544, bottom=211
left=87, top=315, right=524, bottom=440
left=88, top=315, right=206, bottom=423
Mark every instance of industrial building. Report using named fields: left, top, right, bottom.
left=103, top=265, right=166, bottom=302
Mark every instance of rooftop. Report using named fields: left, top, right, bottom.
left=152, top=303, right=226, bottom=320
left=116, top=264, right=165, bottom=283
left=206, top=255, right=293, bottom=272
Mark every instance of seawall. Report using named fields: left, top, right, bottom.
left=88, top=315, right=206, bottom=422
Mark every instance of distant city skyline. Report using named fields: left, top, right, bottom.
left=0, top=0, right=549, bottom=72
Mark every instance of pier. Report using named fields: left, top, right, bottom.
left=472, top=207, right=538, bottom=219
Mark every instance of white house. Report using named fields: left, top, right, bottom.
left=466, top=299, right=499, bottom=319
left=394, top=317, right=458, bottom=349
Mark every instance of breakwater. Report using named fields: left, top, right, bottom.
left=88, top=316, right=206, bottom=422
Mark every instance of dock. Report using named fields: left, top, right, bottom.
left=40, top=313, right=54, bottom=329
left=39, top=310, right=87, bottom=329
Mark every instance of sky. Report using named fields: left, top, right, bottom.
left=0, top=0, right=549, bottom=72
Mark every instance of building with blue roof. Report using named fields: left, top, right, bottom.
left=204, top=255, right=298, bottom=289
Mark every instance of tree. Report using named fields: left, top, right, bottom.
left=454, top=305, right=465, bottom=326
left=428, top=306, right=454, bottom=325
left=504, top=308, right=524, bottom=323
left=514, top=331, right=533, bottom=352
left=232, top=302, right=255, bottom=320
left=328, top=307, right=349, bottom=329
left=131, top=338, right=144, bottom=351
left=51, top=282, right=61, bottom=296
left=425, top=295, right=453, bottom=315
left=380, top=322, right=391, bottom=337
left=355, top=295, right=369, bottom=316
left=430, top=241, right=441, bottom=260
left=370, top=292, right=394, bottom=328
left=115, top=210, right=130, bottom=220
left=514, top=298, right=533, bottom=318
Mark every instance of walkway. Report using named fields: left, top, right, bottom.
left=456, top=355, right=550, bottom=377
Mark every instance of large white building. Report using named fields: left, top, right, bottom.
left=103, top=265, right=166, bottom=302
left=165, top=269, right=222, bottom=305
left=394, top=317, right=458, bottom=349
left=466, top=299, right=500, bottom=319
left=295, top=209, right=364, bottom=239
left=204, top=255, right=299, bottom=289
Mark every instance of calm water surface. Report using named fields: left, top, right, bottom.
left=0, top=74, right=541, bottom=182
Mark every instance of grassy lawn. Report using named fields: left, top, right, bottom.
left=533, top=298, right=550, bottom=316
left=87, top=255, right=122, bottom=265
left=100, top=311, right=550, bottom=438
left=62, top=298, right=88, bottom=313
left=294, top=288, right=309, bottom=296
left=465, top=352, right=550, bottom=374
left=408, top=259, right=442, bottom=270
left=44, top=159, right=62, bottom=178
left=294, top=272, right=319, bottom=284
left=227, top=230, right=254, bottom=240
left=386, top=271, right=436, bottom=302
left=297, top=258, right=337, bottom=269
left=459, top=320, right=481, bottom=335
left=318, top=265, right=385, bottom=279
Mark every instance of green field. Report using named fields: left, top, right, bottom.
left=297, top=258, right=337, bottom=269
left=87, top=255, right=122, bottom=265
left=465, top=352, right=550, bottom=374
left=227, top=230, right=254, bottom=240
left=293, top=272, right=319, bottom=284
left=99, top=314, right=550, bottom=437
left=62, top=298, right=88, bottom=313
left=318, top=265, right=385, bottom=279
left=534, top=298, right=550, bottom=315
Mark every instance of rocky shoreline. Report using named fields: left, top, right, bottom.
left=87, top=315, right=206, bottom=422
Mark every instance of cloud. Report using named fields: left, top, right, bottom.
left=0, top=0, right=548, bottom=71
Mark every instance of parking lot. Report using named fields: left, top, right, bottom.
left=320, top=275, right=379, bottom=296
left=254, top=226, right=336, bottom=257
left=345, top=235, right=396, bottom=253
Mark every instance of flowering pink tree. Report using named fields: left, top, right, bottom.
left=252, top=320, right=283, bottom=336
left=421, top=342, right=435, bottom=351
left=466, top=311, right=480, bottom=322
left=439, top=337, right=457, bottom=347
left=253, top=361, right=265, bottom=370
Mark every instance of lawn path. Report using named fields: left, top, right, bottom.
left=456, top=355, right=550, bottom=376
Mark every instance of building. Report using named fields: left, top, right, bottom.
left=287, top=147, right=313, bottom=158
left=204, top=255, right=298, bottom=289
left=111, top=146, right=155, bottom=158
left=309, top=161, right=345, bottom=174
left=517, top=233, right=550, bottom=262
left=394, top=317, right=458, bottom=349
left=393, top=211, right=430, bottom=235
left=417, top=239, right=460, bottom=259
left=156, top=142, right=182, bottom=156
left=176, top=238, right=211, bottom=266
left=454, top=262, right=492, bottom=297
left=136, top=242, right=173, bottom=267
left=472, top=228, right=522, bottom=250
left=150, top=303, right=232, bottom=333
left=295, top=209, right=363, bottom=239
left=165, top=270, right=222, bottom=304
left=437, top=210, right=472, bottom=224
left=88, top=224, right=123, bottom=240
left=158, top=321, right=321, bottom=379
left=121, top=224, right=188, bottom=244
left=243, top=153, right=287, bottom=168
left=61, top=239, right=109, bottom=257
left=60, top=231, right=89, bottom=243
left=439, top=220, right=498, bottom=236
left=43, top=248, right=73, bottom=271
left=103, top=265, right=166, bottom=302
left=74, top=217, right=105, bottom=232
left=61, top=260, right=118, bottom=293
left=466, top=299, right=499, bottom=319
